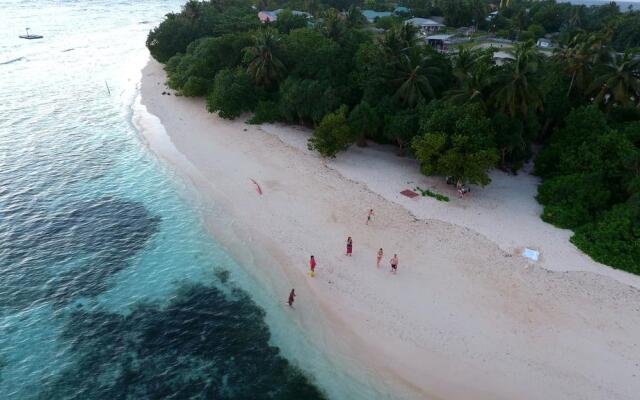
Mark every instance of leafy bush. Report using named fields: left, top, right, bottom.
left=537, top=173, right=611, bottom=229
left=375, top=16, right=400, bottom=30
left=519, top=30, right=534, bottom=42
left=278, top=78, right=339, bottom=126
left=181, top=76, right=209, bottom=97
left=527, top=24, right=546, bottom=39
left=535, top=106, right=640, bottom=272
left=146, top=0, right=258, bottom=62
left=166, top=34, right=253, bottom=96
left=206, top=68, right=256, bottom=119
left=413, top=101, right=499, bottom=186
left=384, top=111, right=418, bottom=155
left=275, top=10, right=309, bottom=34
left=308, top=105, right=355, bottom=157
left=248, top=101, right=283, bottom=124
left=572, top=204, right=640, bottom=274
left=415, top=186, right=449, bottom=202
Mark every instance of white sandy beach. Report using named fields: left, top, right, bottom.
left=138, top=59, right=640, bottom=400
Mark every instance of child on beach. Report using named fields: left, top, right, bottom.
left=366, top=209, right=375, bottom=225
left=346, top=237, right=353, bottom=256
left=376, top=248, right=384, bottom=268
left=288, top=289, right=296, bottom=307
left=309, top=255, right=316, bottom=277
left=390, top=254, right=398, bottom=274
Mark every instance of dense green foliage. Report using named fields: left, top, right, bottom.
left=206, top=68, right=256, bottom=119
left=146, top=0, right=258, bottom=62
left=308, top=105, right=355, bottom=157
left=536, top=107, right=640, bottom=271
left=413, top=101, right=499, bottom=186
left=148, top=0, right=640, bottom=274
left=166, top=33, right=253, bottom=96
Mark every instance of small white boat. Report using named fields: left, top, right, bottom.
left=19, top=28, right=43, bottom=40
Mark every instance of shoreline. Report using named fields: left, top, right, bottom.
left=138, top=58, right=640, bottom=399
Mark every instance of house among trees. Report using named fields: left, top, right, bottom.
left=406, top=17, right=445, bottom=34
left=492, top=50, right=515, bottom=65
left=486, top=11, right=498, bottom=21
left=393, top=6, right=411, bottom=15
left=361, top=10, right=393, bottom=22
left=536, top=38, right=553, bottom=49
left=426, top=34, right=454, bottom=52
left=258, top=9, right=311, bottom=23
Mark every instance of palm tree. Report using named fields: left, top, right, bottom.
left=589, top=50, right=640, bottom=108
left=554, top=32, right=609, bottom=97
left=469, top=0, right=488, bottom=31
left=489, top=41, right=545, bottom=120
left=321, top=8, right=345, bottom=41
left=345, top=6, right=366, bottom=28
left=182, top=0, right=204, bottom=19
left=393, top=49, right=442, bottom=107
left=349, top=101, right=381, bottom=146
left=254, top=0, right=268, bottom=11
left=445, top=47, right=492, bottom=107
left=380, top=23, right=419, bottom=62
left=243, top=29, right=286, bottom=87
left=568, top=6, right=584, bottom=30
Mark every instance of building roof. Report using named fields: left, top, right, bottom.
left=394, top=6, right=411, bottom=14
left=274, top=9, right=311, bottom=17
left=362, top=10, right=393, bottom=21
left=406, top=17, right=445, bottom=27
left=426, top=34, right=454, bottom=41
left=258, top=9, right=311, bottom=22
left=493, top=50, right=515, bottom=60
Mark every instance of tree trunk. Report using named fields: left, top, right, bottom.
left=356, top=130, right=367, bottom=147
left=396, top=140, right=405, bottom=157
left=500, top=147, right=508, bottom=170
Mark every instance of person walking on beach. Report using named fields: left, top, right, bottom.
left=376, top=248, right=384, bottom=268
left=366, top=209, right=375, bottom=225
left=346, top=237, right=353, bottom=256
left=309, top=255, right=316, bottom=277
left=390, top=254, right=398, bottom=274
left=288, top=289, right=296, bottom=307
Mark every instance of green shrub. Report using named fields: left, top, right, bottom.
left=308, top=105, right=355, bottom=158
left=206, top=68, right=256, bottom=119
left=248, top=101, right=283, bottom=124
left=527, top=24, right=546, bottom=39
left=572, top=204, right=640, bottom=274
left=537, top=174, right=611, bottom=229
left=519, top=31, right=534, bottom=42
left=415, top=186, right=449, bottom=202
left=182, top=76, right=209, bottom=97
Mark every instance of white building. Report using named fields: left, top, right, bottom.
left=536, top=38, right=553, bottom=49
left=406, top=17, right=445, bottom=34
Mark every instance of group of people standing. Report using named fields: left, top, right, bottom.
left=289, top=208, right=399, bottom=307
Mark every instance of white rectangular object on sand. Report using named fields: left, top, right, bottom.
left=522, top=248, right=539, bottom=261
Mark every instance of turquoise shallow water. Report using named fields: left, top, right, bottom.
left=0, top=1, right=329, bottom=398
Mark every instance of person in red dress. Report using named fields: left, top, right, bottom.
left=346, top=237, right=353, bottom=256
left=309, top=255, right=316, bottom=276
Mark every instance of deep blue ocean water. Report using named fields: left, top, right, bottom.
left=0, top=1, right=330, bottom=398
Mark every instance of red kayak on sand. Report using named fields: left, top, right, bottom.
left=250, top=179, right=262, bottom=195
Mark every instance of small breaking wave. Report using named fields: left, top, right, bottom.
left=0, top=57, right=26, bottom=65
